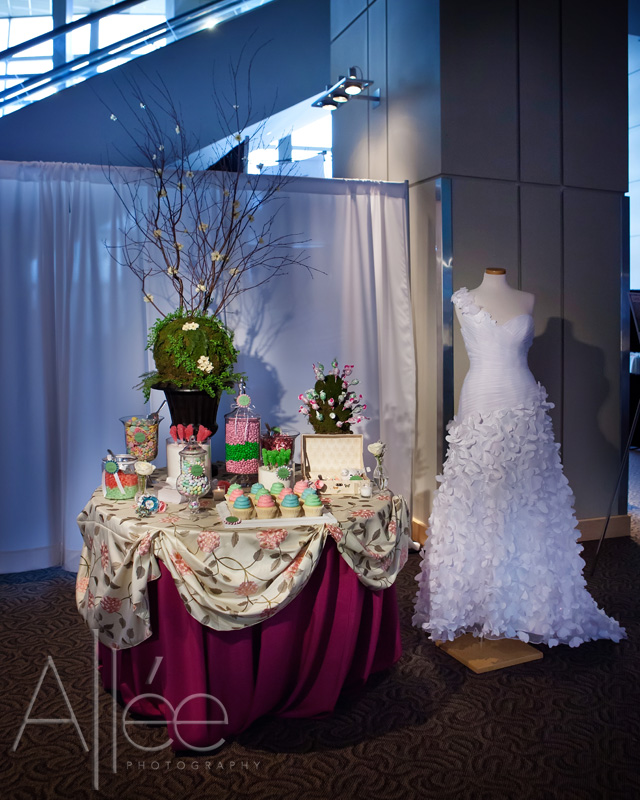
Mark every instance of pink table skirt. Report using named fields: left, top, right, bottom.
left=99, top=539, right=401, bottom=750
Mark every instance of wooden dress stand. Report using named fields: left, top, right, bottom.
left=437, top=635, right=543, bottom=674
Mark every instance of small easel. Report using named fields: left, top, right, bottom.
left=437, top=634, right=542, bottom=674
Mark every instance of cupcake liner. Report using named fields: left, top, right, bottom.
left=256, top=506, right=278, bottom=519
left=280, top=506, right=301, bottom=518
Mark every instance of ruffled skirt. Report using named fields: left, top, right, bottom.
left=413, top=388, right=625, bottom=647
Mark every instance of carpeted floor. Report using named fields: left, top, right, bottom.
left=1, top=529, right=639, bottom=798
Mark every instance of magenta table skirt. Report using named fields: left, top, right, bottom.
left=99, top=539, right=401, bottom=749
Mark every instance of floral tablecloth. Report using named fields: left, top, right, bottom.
left=76, top=476, right=410, bottom=649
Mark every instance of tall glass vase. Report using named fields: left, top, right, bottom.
left=373, top=462, right=388, bottom=491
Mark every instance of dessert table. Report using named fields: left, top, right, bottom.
left=76, top=475, right=410, bottom=749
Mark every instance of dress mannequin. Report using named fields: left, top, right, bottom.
left=412, top=269, right=625, bottom=666
left=460, top=268, right=534, bottom=325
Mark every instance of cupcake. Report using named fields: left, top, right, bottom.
left=228, top=487, right=245, bottom=506
left=293, top=479, right=309, bottom=497
left=226, top=483, right=243, bottom=503
left=301, top=488, right=318, bottom=502
left=270, top=481, right=285, bottom=499
left=278, top=487, right=294, bottom=505
left=233, top=495, right=254, bottom=520
left=255, top=487, right=271, bottom=501
left=256, top=493, right=278, bottom=519
left=280, top=493, right=301, bottom=518
left=251, top=482, right=265, bottom=498
left=303, top=494, right=323, bottom=516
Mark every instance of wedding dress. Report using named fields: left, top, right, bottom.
left=413, top=288, right=625, bottom=647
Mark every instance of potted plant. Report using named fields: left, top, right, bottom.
left=106, top=72, right=311, bottom=433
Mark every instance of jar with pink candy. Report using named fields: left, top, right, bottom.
left=225, top=384, right=260, bottom=477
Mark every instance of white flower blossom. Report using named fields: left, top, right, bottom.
left=143, top=293, right=154, bottom=303
left=195, top=283, right=207, bottom=293
left=210, top=251, right=223, bottom=262
left=186, top=171, right=194, bottom=178
left=198, top=222, right=209, bottom=232
left=175, top=125, right=180, bottom=134
left=197, top=355, right=214, bottom=373
left=135, top=461, right=155, bottom=476
left=110, top=113, right=117, bottom=121
left=157, top=189, right=167, bottom=198
left=367, top=441, right=386, bottom=459
left=153, top=229, right=162, bottom=238
left=167, top=266, right=178, bottom=276
left=174, top=242, right=183, bottom=250
left=182, top=322, right=199, bottom=331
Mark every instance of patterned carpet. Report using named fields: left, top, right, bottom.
left=1, top=530, right=639, bottom=798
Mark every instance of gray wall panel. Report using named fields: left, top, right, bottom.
left=518, top=0, right=562, bottom=185
left=331, top=13, right=370, bottom=179
left=563, top=188, right=623, bottom=518
left=440, top=0, right=518, bottom=180
left=368, top=0, right=388, bottom=180
left=561, top=0, right=628, bottom=191
left=450, top=178, right=519, bottom=411
left=331, top=0, right=367, bottom=40
left=520, top=184, right=563, bottom=436
left=387, top=0, right=441, bottom=182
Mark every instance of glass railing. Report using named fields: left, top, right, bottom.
left=0, top=0, right=277, bottom=116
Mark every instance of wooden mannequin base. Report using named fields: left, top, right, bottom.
left=436, top=633, right=543, bottom=673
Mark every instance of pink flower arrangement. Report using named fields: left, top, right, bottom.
left=198, top=531, right=221, bottom=553
left=257, top=529, right=288, bottom=550
left=100, top=595, right=122, bottom=614
left=235, top=580, right=258, bottom=597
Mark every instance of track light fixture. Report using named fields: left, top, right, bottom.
left=312, top=66, right=377, bottom=111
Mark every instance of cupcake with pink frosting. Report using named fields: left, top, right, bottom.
left=278, top=487, right=294, bottom=505
left=228, top=487, right=245, bottom=506
left=293, top=479, right=309, bottom=497
left=256, top=493, right=278, bottom=519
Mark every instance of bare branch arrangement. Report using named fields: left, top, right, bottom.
left=103, top=62, right=314, bottom=402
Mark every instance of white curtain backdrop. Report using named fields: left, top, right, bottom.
left=0, top=161, right=414, bottom=574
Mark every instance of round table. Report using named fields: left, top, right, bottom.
left=76, top=478, right=410, bottom=748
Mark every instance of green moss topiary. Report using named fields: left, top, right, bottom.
left=137, top=309, right=243, bottom=401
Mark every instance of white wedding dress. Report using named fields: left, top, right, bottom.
left=413, top=288, right=625, bottom=647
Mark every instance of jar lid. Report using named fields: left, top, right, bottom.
left=179, top=441, right=206, bottom=457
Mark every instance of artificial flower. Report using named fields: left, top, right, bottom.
left=175, top=125, right=180, bottom=134
left=174, top=242, right=183, bottom=250
left=197, top=355, right=214, bottom=373
left=210, top=251, right=223, bottom=262
left=196, top=283, right=207, bottom=293
left=182, top=321, right=199, bottom=331
left=143, top=293, right=154, bottom=303
left=153, top=229, right=162, bottom=238
left=135, top=461, right=155, bottom=476
left=368, top=441, right=386, bottom=459
left=158, top=189, right=167, bottom=198
left=110, top=113, right=117, bottom=121
left=198, top=222, right=209, bottom=232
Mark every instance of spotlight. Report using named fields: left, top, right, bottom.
left=320, top=96, right=339, bottom=111
left=344, top=66, right=364, bottom=95
left=311, top=67, right=376, bottom=110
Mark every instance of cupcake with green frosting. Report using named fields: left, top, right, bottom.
left=303, top=493, right=323, bottom=516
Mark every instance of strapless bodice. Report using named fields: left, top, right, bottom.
left=453, top=288, right=540, bottom=421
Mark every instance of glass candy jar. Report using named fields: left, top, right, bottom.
left=120, top=415, right=164, bottom=461
left=176, top=441, right=211, bottom=517
left=102, top=454, right=138, bottom=500
left=225, top=385, right=260, bottom=478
